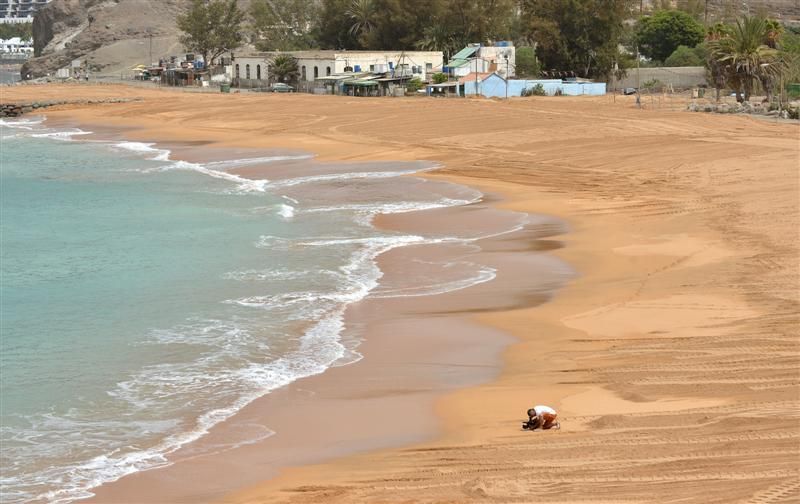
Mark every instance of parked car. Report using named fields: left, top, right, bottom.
left=270, top=83, right=294, bottom=93
left=622, top=87, right=637, bottom=95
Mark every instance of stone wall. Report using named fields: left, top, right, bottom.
left=0, top=97, right=140, bottom=117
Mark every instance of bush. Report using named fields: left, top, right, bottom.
left=664, top=45, right=703, bottom=66
left=521, top=83, right=546, bottom=96
left=406, top=77, right=424, bottom=93
left=642, top=78, right=664, bottom=91
left=432, top=72, right=448, bottom=84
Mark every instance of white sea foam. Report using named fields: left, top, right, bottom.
left=113, top=141, right=171, bottom=161
left=267, top=169, right=429, bottom=189
left=277, top=204, right=295, bottom=219
left=0, top=116, right=45, bottom=130
left=371, top=265, right=497, bottom=298
left=30, top=130, right=93, bottom=141
left=158, top=160, right=270, bottom=193
left=222, top=268, right=341, bottom=282
left=204, top=154, right=313, bottom=169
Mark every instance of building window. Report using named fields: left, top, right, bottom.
left=426, top=62, right=433, bottom=71
left=235, top=64, right=240, bottom=78
left=245, top=64, right=250, bottom=79
left=314, top=66, right=319, bottom=79
left=326, top=66, right=331, bottom=76
left=256, top=64, right=261, bottom=80
left=301, top=65, right=306, bottom=80
left=369, top=64, right=374, bottom=72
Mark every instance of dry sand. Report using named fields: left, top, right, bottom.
left=3, top=84, right=798, bottom=503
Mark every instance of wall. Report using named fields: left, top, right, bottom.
left=613, top=66, right=707, bottom=90
left=298, top=57, right=335, bottom=82
left=232, top=56, right=269, bottom=82
left=333, top=51, right=443, bottom=81
left=464, top=75, right=606, bottom=97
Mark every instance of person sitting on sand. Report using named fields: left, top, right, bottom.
left=525, top=405, right=560, bottom=430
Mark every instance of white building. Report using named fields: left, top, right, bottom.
left=231, top=50, right=445, bottom=88
left=0, top=36, right=33, bottom=53
left=447, top=43, right=516, bottom=79
left=0, top=0, right=51, bottom=22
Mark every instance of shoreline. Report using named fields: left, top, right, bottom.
left=6, top=111, right=571, bottom=503
left=2, top=86, right=797, bottom=503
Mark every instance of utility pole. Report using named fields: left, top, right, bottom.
left=474, top=55, right=479, bottom=97
left=504, top=54, right=509, bottom=99
left=636, top=0, right=642, bottom=108
left=148, top=32, right=153, bottom=67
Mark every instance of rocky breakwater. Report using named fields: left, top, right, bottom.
left=687, top=100, right=800, bottom=119
left=0, top=97, right=141, bottom=117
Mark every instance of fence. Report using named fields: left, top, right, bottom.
left=613, top=67, right=707, bottom=91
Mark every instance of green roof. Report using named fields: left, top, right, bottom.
left=451, top=46, right=479, bottom=60
left=448, top=58, right=470, bottom=68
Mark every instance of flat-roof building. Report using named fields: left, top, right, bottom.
left=0, top=0, right=51, bottom=23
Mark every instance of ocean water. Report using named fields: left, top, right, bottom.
left=0, top=117, right=528, bottom=503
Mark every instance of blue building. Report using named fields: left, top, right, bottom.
left=445, top=72, right=606, bottom=98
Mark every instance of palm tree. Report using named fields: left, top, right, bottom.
left=269, top=54, right=299, bottom=84
left=415, top=23, right=458, bottom=60
left=346, top=0, right=377, bottom=39
left=707, top=16, right=783, bottom=102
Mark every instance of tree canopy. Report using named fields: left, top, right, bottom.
left=636, top=10, right=705, bottom=62
left=0, top=23, right=32, bottom=40
left=177, top=0, right=245, bottom=66
left=250, top=0, right=318, bottom=51
left=515, top=47, right=541, bottom=77
left=521, top=0, right=631, bottom=79
left=706, top=15, right=784, bottom=101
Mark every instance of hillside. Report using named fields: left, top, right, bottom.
left=19, top=0, right=800, bottom=80
left=22, top=0, right=189, bottom=79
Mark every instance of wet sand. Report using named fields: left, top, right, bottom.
left=3, top=85, right=798, bottom=503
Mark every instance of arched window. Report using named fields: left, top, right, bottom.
left=256, top=64, right=261, bottom=80
left=301, top=65, right=306, bottom=81
left=235, top=64, right=240, bottom=78
left=326, top=66, right=331, bottom=76
left=314, top=66, right=318, bottom=79
left=245, top=64, right=250, bottom=79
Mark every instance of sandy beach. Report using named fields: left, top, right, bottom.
left=3, top=84, right=798, bottom=503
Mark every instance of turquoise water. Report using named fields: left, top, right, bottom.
left=0, top=118, right=507, bottom=503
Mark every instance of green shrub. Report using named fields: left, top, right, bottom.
left=664, top=45, right=703, bottom=66
left=521, top=83, right=546, bottom=96
left=642, top=78, right=664, bottom=90
left=432, top=72, right=448, bottom=84
left=406, top=77, right=424, bottom=92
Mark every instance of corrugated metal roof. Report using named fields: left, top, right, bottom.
left=451, top=46, right=479, bottom=60
left=457, top=72, right=494, bottom=85
left=347, top=79, right=379, bottom=86
left=448, top=58, right=470, bottom=68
